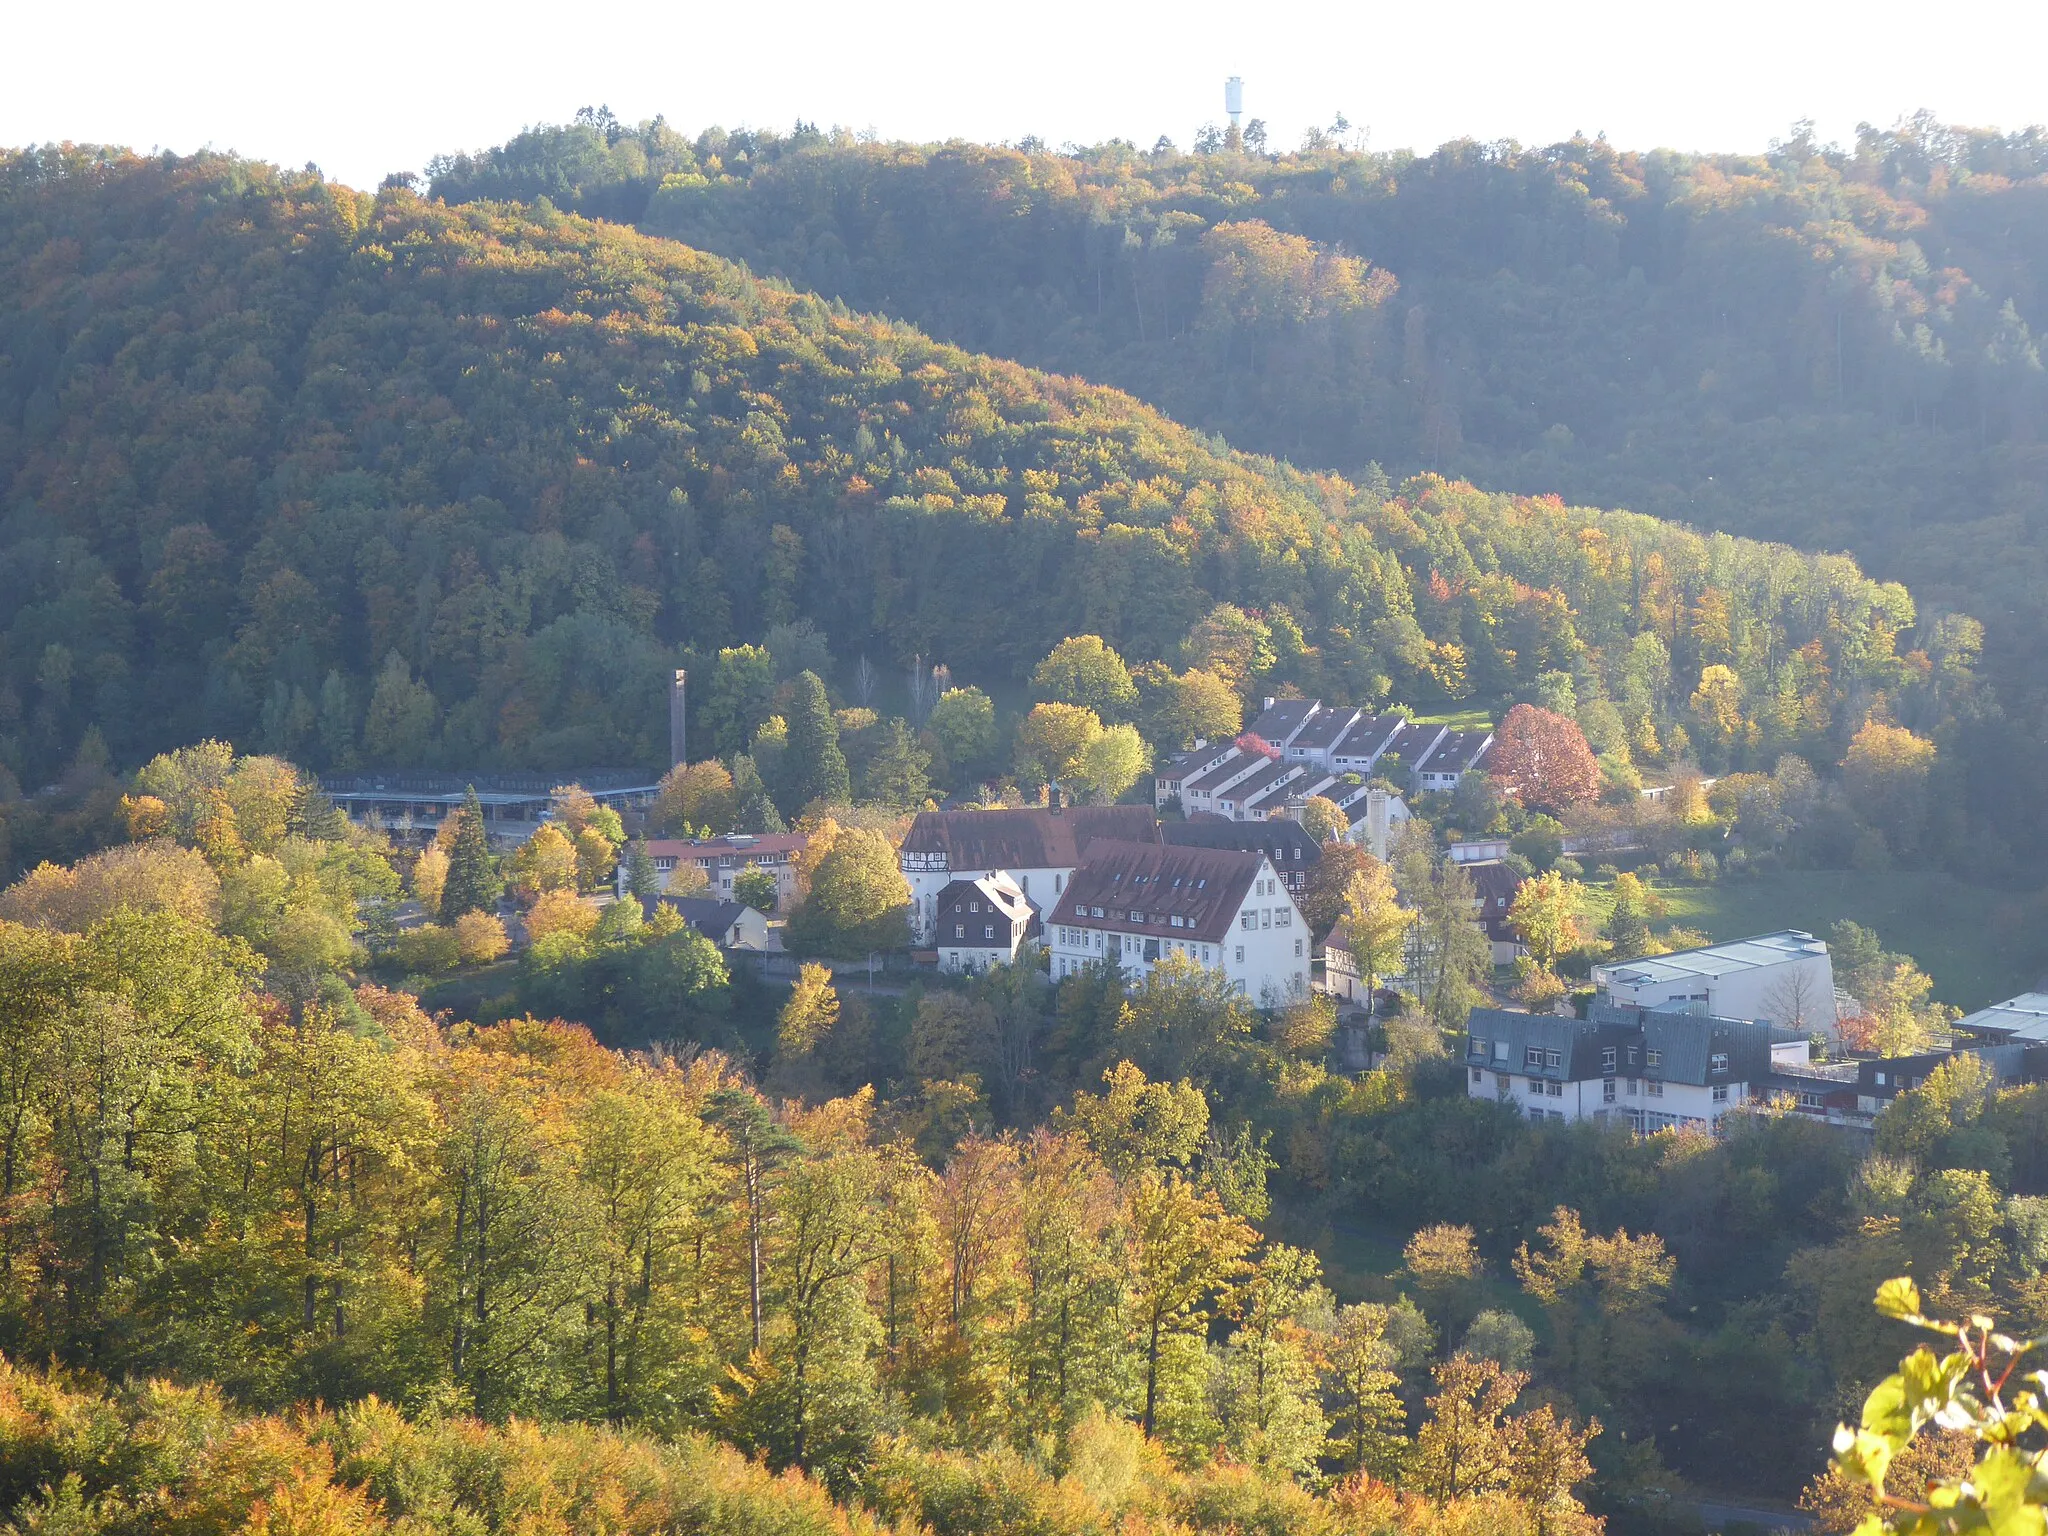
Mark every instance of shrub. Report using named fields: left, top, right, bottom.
left=390, top=923, right=461, bottom=974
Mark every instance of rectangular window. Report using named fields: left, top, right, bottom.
left=1547, top=1081, right=1563, bottom=1098
left=1470, top=1037, right=1488, bottom=1058
left=1712, top=1084, right=1729, bottom=1103
left=1529, top=1107, right=1546, bottom=1123
left=1648, top=1080, right=1664, bottom=1098
left=984, top=925, right=995, bottom=940
left=1627, top=1078, right=1638, bottom=1095
left=1241, top=912, right=1255, bottom=931
left=1710, top=1052, right=1729, bottom=1075
left=1525, top=1046, right=1544, bottom=1069
left=1235, top=945, right=1245, bottom=964
left=1262, top=910, right=1273, bottom=929
left=1493, top=1040, right=1510, bottom=1062
left=1603, top=1078, right=1617, bottom=1103
left=1294, top=939, right=1303, bottom=957
left=1471, top=1068, right=1484, bottom=1084
left=1646, top=1049, right=1662, bottom=1068
left=1602, top=1047, right=1617, bottom=1072
left=954, top=925, right=965, bottom=939
left=1276, top=907, right=1291, bottom=927
left=1545, top=1049, right=1563, bottom=1068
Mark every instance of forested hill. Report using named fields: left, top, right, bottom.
left=0, top=146, right=2017, bottom=864
left=434, top=115, right=2048, bottom=722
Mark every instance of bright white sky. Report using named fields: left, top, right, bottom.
left=9, top=0, right=2047, bottom=192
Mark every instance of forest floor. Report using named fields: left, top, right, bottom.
left=1576, top=869, right=2043, bottom=1011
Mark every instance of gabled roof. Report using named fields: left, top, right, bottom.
left=1159, top=743, right=1236, bottom=782
left=1464, top=861, right=1525, bottom=941
left=1057, top=839, right=1267, bottom=944
left=1180, top=750, right=1261, bottom=798
left=1331, top=712, right=1410, bottom=761
left=1163, top=818, right=1324, bottom=866
left=1288, top=708, right=1361, bottom=752
left=935, top=874, right=1039, bottom=946
left=1215, top=758, right=1300, bottom=806
left=1417, top=730, right=1493, bottom=774
left=651, top=895, right=755, bottom=937
left=900, top=805, right=1158, bottom=870
left=1249, top=698, right=1320, bottom=744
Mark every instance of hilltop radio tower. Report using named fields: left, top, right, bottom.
left=1224, top=76, right=1244, bottom=132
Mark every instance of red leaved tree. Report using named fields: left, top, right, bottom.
left=1488, top=705, right=1601, bottom=812
left=1235, top=732, right=1281, bottom=760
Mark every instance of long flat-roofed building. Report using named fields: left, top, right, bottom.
left=1591, top=930, right=1837, bottom=1030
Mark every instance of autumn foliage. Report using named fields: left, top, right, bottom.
left=1486, top=705, right=1601, bottom=812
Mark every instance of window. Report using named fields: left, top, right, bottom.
left=1054, top=874, right=1063, bottom=892
left=1493, top=1040, right=1510, bottom=1062
left=1602, top=1047, right=1617, bottom=1073
left=1529, top=1107, right=1547, bottom=1123
left=1710, top=1052, right=1729, bottom=1075
left=1525, top=1046, right=1544, bottom=1070
left=1627, top=1078, right=1638, bottom=1095
left=1276, top=907, right=1291, bottom=926
left=969, top=901, right=979, bottom=912
left=1646, top=1049, right=1662, bottom=1068
left=1073, top=904, right=1087, bottom=917
left=1471, top=1068, right=1484, bottom=1084
left=984, top=925, right=995, bottom=940
left=1294, top=939, right=1303, bottom=957
left=1235, top=945, right=1245, bottom=964
left=1647, top=1080, right=1664, bottom=1098
left=1470, top=1037, right=1489, bottom=1058
left=1091, top=906, right=1105, bottom=919
left=1546, top=1081, right=1563, bottom=1098
left=1262, top=910, right=1272, bottom=930
left=954, top=924, right=965, bottom=939
left=1712, top=1084, right=1729, bottom=1103
left=1626, top=1046, right=1638, bottom=1066
left=1603, top=1078, right=1617, bottom=1103
left=1241, top=913, right=1255, bottom=931
left=1544, top=1049, right=1563, bottom=1068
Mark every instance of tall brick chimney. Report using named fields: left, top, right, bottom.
left=669, top=669, right=687, bottom=770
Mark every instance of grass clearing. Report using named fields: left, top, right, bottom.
left=1408, top=705, right=1495, bottom=730
left=1577, top=869, right=2044, bottom=1011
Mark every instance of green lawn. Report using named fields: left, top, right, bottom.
left=1408, top=705, right=1496, bottom=730
left=1578, top=870, right=2042, bottom=1011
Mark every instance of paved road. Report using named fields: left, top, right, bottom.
left=1691, top=1498, right=1812, bottom=1532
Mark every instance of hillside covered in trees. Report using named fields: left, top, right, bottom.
left=1, top=145, right=2020, bottom=868
left=436, top=113, right=2048, bottom=758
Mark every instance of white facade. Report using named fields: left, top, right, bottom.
left=1048, top=857, right=1309, bottom=1005
left=1467, top=1063, right=1750, bottom=1130
left=935, top=872, right=1035, bottom=975
left=1592, top=930, right=1838, bottom=1029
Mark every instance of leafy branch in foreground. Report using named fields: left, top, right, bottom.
left=1830, top=1277, right=2048, bottom=1536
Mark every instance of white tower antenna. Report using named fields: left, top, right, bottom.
left=1224, top=76, right=1244, bottom=132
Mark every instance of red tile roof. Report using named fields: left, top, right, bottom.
left=900, top=806, right=1158, bottom=870
left=1055, top=839, right=1266, bottom=945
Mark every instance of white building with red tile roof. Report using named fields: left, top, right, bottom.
left=1046, top=839, right=1310, bottom=1005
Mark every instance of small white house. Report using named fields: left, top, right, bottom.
left=934, top=873, right=1038, bottom=974
left=1047, top=839, right=1310, bottom=1005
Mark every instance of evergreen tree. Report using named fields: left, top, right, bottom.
left=781, top=670, right=850, bottom=814
left=623, top=840, right=661, bottom=902
left=440, top=787, right=502, bottom=919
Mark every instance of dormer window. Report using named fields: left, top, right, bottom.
left=1710, top=1053, right=1729, bottom=1075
